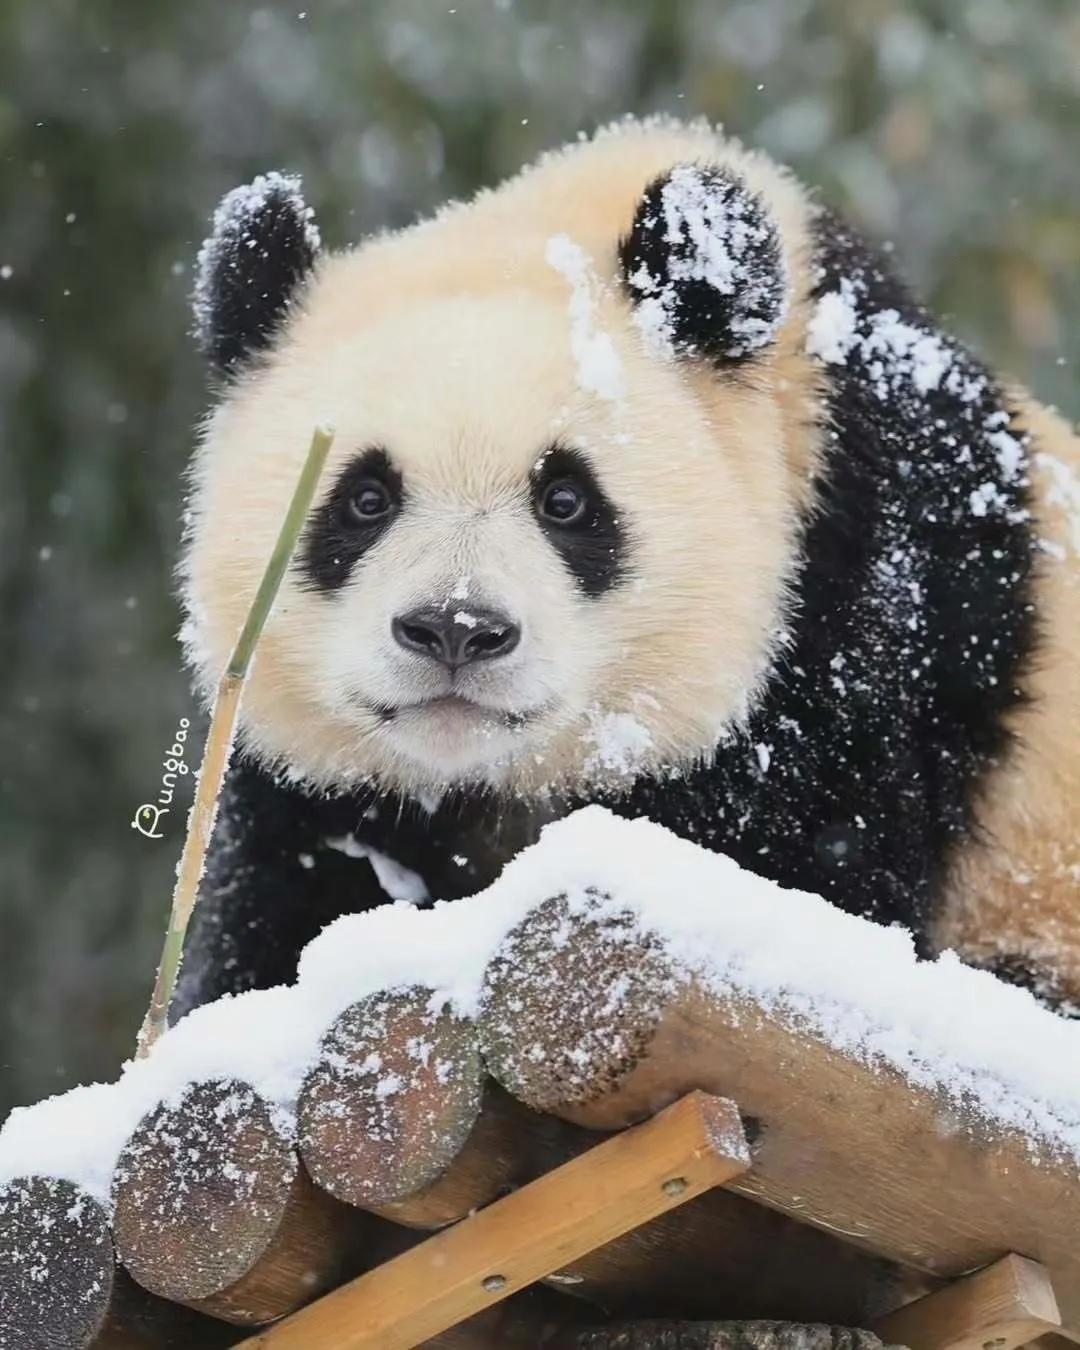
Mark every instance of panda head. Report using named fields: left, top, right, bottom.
left=182, top=139, right=802, bottom=798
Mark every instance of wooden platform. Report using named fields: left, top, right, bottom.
left=2, top=891, right=1078, bottom=1349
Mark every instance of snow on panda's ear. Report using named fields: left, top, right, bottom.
left=192, top=171, right=321, bottom=375
left=619, top=163, right=789, bottom=364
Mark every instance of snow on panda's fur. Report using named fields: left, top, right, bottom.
left=176, top=119, right=1080, bottom=1020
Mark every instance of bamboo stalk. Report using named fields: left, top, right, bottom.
left=136, top=423, right=334, bottom=1056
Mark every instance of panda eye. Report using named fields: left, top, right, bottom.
left=347, top=479, right=394, bottom=523
left=539, top=479, right=587, bottom=526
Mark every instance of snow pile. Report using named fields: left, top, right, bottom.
left=545, top=233, right=625, bottom=402
left=3, top=806, right=1080, bottom=1204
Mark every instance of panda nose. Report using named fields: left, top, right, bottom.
left=392, top=606, right=521, bottom=669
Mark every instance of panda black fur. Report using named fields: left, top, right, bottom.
left=174, top=122, right=1079, bottom=1020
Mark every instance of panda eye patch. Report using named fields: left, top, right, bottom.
left=299, top=447, right=403, bottom=592
left=540, top=479, right=587, bottom=525
left=348, top=479, right=394, bottom=523
left=529, top=444, right=626, bottom=598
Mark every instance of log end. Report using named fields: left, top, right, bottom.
left=112, top=1077, right=297, bottom=1307
left=0, top=1176, right=114, bottom=1350
left=299, top=987, right=484, bottom=1210
left=479, top=893, right=677, bottom=1116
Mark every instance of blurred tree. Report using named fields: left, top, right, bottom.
left=0, top=0, right=1076, bottom=1116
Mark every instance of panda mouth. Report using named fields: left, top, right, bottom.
left=369, top=694, right=534, bottom=730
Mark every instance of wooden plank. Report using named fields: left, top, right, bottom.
left=479, top=894, right=1080, bottom=1327
left=233, top=1091, right=749, bottom=1350
left=874, top=1255, right=1061, bottom=1350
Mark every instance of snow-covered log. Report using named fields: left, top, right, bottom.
left=294, top=981, right=925, bottom=1318
left=297, top=986, right=577, bottom=1227
left=110, top=1077, right=376, bottom=1325
left=298, top=986, right=485, bottom=1215
left=3, top=807, right=1080, bottom=1346
left=0, top=1175, right=233, bottom=1348
left=479, top=887, right=1080, bottom=1326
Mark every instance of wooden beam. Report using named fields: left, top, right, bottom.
left=479, top=893, right=1080, bottom=1327
left=416, top=1286, right=589, bottom=1347
left=873, top=1255, right=1061, bottom=1350
left=232, top=1091, right=749, bottom=1350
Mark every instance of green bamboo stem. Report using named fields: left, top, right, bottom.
left=136, top=424, right=335, bottom=1057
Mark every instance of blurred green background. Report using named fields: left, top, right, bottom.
left=0, top=0, right=1077, bottom=1118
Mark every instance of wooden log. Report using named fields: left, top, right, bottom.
left=479, top=894, right=1080, bottom=1327
left=111, top=1078, right=376, bottom=1325
left=371, top=1083, right=590, bottom=1229
left=299, top=986, right=586, bottom=1228
left=560, top=1323, right=897, bottom=1350
left=302, top=980, right=926, bottom=1325
left=231, top=1091, right=750, bottom=1350
left=873, top=1254, right=1061, bottom=1350
left=298, top=987, right=483, bottom=1213
left=0, top=1175, right=233, bottom=1349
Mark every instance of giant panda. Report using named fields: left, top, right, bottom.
left=174, top=118, right=1080, bottom=1022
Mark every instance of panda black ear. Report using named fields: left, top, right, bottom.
left=618, top=163, right=788, bottom=364
left=192, top=172, right=321, bottom=375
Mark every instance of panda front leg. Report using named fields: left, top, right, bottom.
left=170, top=753, right=393, bottom=1021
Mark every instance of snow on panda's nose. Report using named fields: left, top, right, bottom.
left=391, top=606, right=521, bottom=670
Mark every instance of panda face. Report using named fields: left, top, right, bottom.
left=183, top=139, right=808, bottom=798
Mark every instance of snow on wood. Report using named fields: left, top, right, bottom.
left=298, top=986, right=484, bottom=1213
left=298, top=986, right=575, bottom=1227
left=0, top=1175, right=234, bottom=1349
left=230, top=1092, right=750, bottom=1350
left=110, top=1077, right=374, bottom=1325
left=3, top=806, right=1080, bottom=1337
left=480, top=885, right=1080, bottom=1324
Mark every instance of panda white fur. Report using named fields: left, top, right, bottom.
left=175, top=118, right=1080, bottom=1020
